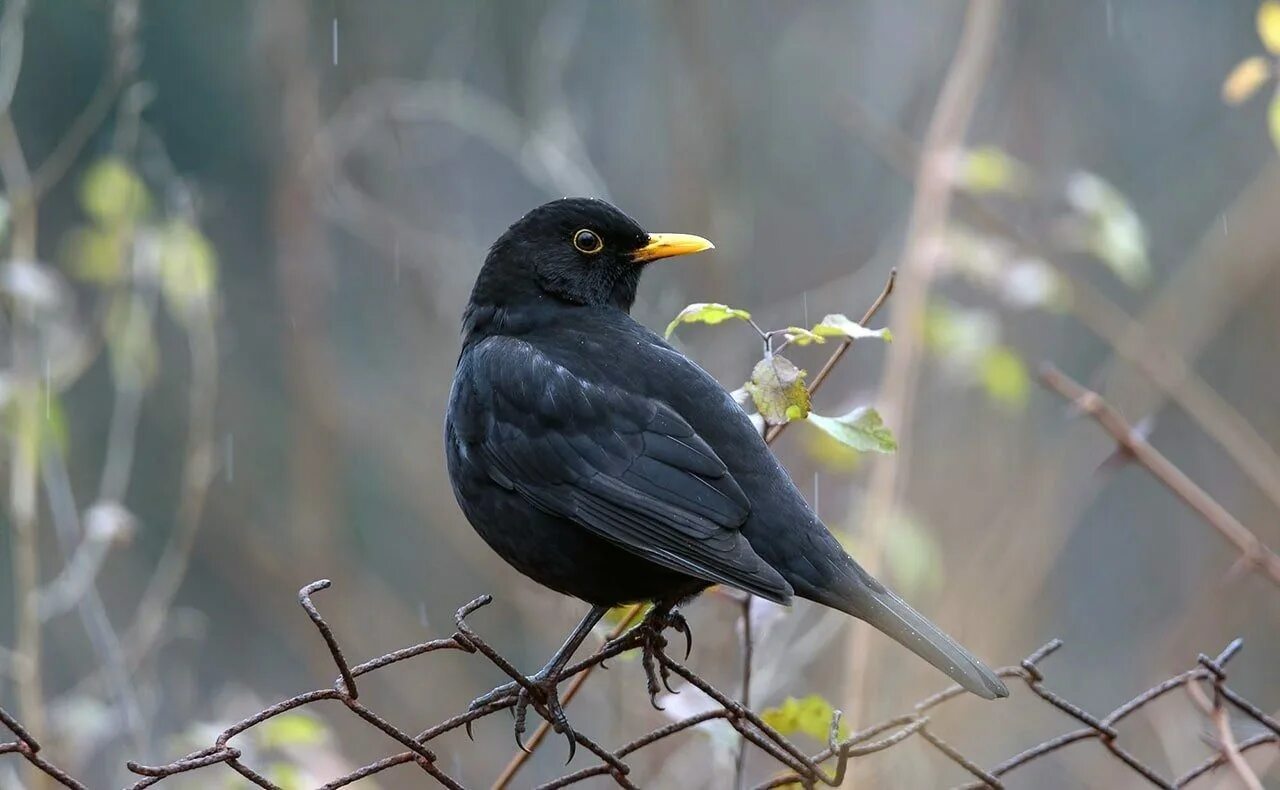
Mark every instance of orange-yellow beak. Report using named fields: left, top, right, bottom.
left=631, top=233, right=715, bottom=263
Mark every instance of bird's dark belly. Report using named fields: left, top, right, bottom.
left=447, top=449, right=707, bottom=606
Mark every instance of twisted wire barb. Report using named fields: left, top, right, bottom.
left=1, top=578, right=1273, bottom=789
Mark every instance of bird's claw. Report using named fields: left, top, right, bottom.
left=613, top=606, right=692, bottom=709
left=465, top=671, right=577, bottom=763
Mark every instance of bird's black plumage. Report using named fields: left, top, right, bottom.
left=446, top=198, right=1008, bottom=722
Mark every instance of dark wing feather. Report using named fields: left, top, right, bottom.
left=467, top=337, right=792, bottom=604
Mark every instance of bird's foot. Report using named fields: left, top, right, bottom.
left=465, top=668, right=577, bottom=762
left=604, top=606, right=693, bottom=709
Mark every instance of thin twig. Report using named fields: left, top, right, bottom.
left=734, top=595, right=755, bottom=790
left=1185, top=679, right=1264, bottom=790
left=1039, top=364, right=1280, bottom=586
left=763, top=268, right=897, bottom=444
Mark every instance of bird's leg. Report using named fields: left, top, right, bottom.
left=603, top=600, right=693, bottom=709
left=466, top=604, right=608, bottom=761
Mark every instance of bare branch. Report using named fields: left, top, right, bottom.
left=1039, top=364, right=1280, bottom=587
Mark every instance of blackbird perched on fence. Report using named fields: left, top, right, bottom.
left=445, top=197, right=1007, bottom=756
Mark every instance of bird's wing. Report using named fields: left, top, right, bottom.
left=463, top=337, right=793, bottom=604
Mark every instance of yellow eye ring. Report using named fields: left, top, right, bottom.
left=573, top=228, right=603, bottom=254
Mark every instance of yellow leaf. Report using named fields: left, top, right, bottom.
left=1270, top=90, right=1280, bottom=152
left=1259, top=0, right=1280, bottom=54
left=781, top=326, right=825, bottom=346
left=1222, top=56, right=1272, bottom=104
left=760, top=695, right=848, bottom=742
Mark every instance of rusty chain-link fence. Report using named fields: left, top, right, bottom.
left=1, top=573, right=1276, bottom=790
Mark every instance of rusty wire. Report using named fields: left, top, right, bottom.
left=1, top=577, right=1276, bottom=789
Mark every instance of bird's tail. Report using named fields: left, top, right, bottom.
left=820, top=563, right=1009, bottom=700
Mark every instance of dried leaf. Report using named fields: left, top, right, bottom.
left=744, top=355, right=809, bottom=426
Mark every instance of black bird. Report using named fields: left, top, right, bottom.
left=446, top=197, right=1007, bottom=753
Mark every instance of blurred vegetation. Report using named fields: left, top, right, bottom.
left=2, top=1, right=1279, bottom=788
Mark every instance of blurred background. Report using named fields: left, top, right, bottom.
left=2, top=0, right=1279, bottom=787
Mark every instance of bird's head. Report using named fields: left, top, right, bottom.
left=472, top=197, right=714, bottom=313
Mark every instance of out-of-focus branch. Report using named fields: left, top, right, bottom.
left=1186, top=678, right=1264, bottom=790
left=123, top=296, right=219, bottom=669
left=0, top=8, right=47, bottom=784
left=840, top=89, right=1280, bottom=523
left=849, top=0, right=1004, bottom=733
left=1039, top=365, right=1280, bottom=587
left=29, top=0, right=139, bottom=200
left=35, top=502, right=131, bottom=622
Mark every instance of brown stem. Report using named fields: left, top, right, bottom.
left=1039, top=364, right=1280, bottom=586
left=845, top=0, right=1004, bottom=739
left=763, top=268, right=896, bottom=445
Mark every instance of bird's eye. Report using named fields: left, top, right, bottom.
left=573, top=229, right=603, bottom=254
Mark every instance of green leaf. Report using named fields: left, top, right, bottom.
left=954, top=146, right=1030, bottom=195
left=1270, top=89, right=1280, bottom=152
left=744, top=355, right=809, bottom=426
left=760, top=695, right=848, bottom=742
left=64, top=226, right=128, bottom=285
left=1222, top=56, right=1272, bottom=104
left=810, top=314, right=892, bottom=343
left=159, top=220, right=218, bottom=322
left=883, top=512, right=944, bottom=597
left=105, top=294, right=159, bottom=389
left=2, top=391, right=68, bottom=458
left=924, top=301, right=999, bottom=369
left=267, top=763, right=305, bottom=790
left=979, top=345, right=1030, bottom=409
left=805, top=407, right=897, bottom=454
left=1260, top=0, right=1280, bottom=54
left=79, top=157, right=150, bottom=227
left=1063, top=172, right=1150, bottom=288
left=664, top=302, right=752, bottom=338
left=257, top=713, right=326, bottom=749
left=803, top=425, right=864, bottom=473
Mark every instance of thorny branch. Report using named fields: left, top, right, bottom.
left=1039, top=364, right=1280, bottom=587
left=0, top=579, right=1274, bottom=789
